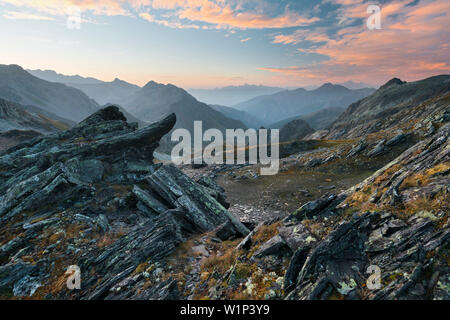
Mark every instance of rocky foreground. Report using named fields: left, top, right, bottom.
left=0, top=104, right=448, bottom=300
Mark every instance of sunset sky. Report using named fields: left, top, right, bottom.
left=0, top=0, right=449, bottom=88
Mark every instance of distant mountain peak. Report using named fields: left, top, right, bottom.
left=6, top=64, right=24, bottom=71
left=27, top=68, right=103, bottom=85
left=141, top=81, right=186, bottom=95
left=2, top=64, right=27, bottom=74
left=315, top=82, right=348, bottom=92
left=142, top=80, right=159, bottom=89
left=381, top=77, right=407, bottom=89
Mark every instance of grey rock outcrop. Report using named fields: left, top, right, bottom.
left=0, top=106, right=249, bottom=299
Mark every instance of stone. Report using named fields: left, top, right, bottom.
left=252, top=235, right=290, bottom=258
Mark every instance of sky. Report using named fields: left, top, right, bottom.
left=0, top=0, right=449, bottom=89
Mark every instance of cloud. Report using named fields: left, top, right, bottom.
left=273, top=28, right=329, bottom=45
left=1, top=0, right=319, bottom=30
left=265, top=0, right=450, bottom=85
left=1, top=0, right=130, bottom=16
left=3, top=11, right=55, bottom=21
left=175, top=1, right=319, bottom=29
left=139, top=11, right=201, bottom=29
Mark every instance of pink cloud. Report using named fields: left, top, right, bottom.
left=266, top=0, right=450, bottom=86
left=2, top=0, right=319, bottom=29
left=176, top=1, right=319, bottom=29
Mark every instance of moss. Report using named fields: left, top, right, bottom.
left=201, top=250, right=238, bottom=274
left=399, top=163, right=449, bottom=191
left=234, top=263, right=257, bottom=280
left=135, top=262, right=149, bottom=274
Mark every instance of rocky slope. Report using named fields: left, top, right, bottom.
left=0, top=130, right=42, bottom=153
left=179, top=121, right=449, bottom=301
left=0, top=98, right=74, bottom=152
left=325, top=75, right=450, bottom=139
left=284, top=122, right=449, bottom=300
left=167, top=76, right=449, bottom=300
left=0, top=65, right=99, bottom=122
left=0, top=98, right=70, bottom=134
left=0, top=106, right=249, bottom=299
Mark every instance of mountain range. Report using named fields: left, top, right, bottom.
left=27, top=69, right=104, bottom=85
left=0, top=65, right=449, bottom=301
left=268, top=106, right=346, bottom=131
left=2, top=66, right=247, bottom=154
left=24, top=67, right=377, bottom=136
left=0, top=72, right=448, bottom=300
left=119, top=81, right=247, bottom=152
left=66, top=79, right=141, bottom=105
left=188, top=85, right=285, bottom=106
left=27, top=69, right=141, bottom=105
left=233, top=84, right=375, bottom=126
left=209, top=104, right=262, bottom=128
left=0, top=65, right=99, bottom=122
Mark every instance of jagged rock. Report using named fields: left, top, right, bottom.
left=215, top=221, right=240, bottom=241
left=236, top=222, right=264, bottom=251
left=287, top=193, right=337, bottom=220
left=0, top=263, right=39, bottom=296
left=13, top=275, right=41, bottom=297
left=275, top=123, right=450, bottom=300
left=65, top=158, right=104, bottom=184
left=278, top=223, right=316, bottom=252
left=367, top=139, right=387, bottom=157
left=197, top=176, right=230, bottom=209
left=132, top=185, right=168, bottom=215
left=284, top=247, right=310, bottom=291
left=386, top=132, right=407, bottom=146
left=292, top=219, right=368, bottom=299
left=347, top=142, right=367, bottom=158
left=305, top=158, right=322, bottom=168
left=252, top=235, right=290, bottom=259
left=0, top=106, right=249, bottom=300
left=140, top=278, right=180, bottom=300
left=96, top=214, right=110, bottom=232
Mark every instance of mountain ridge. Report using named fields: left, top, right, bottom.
left=233, top=84, right=375, bottom=126
left=325, top=75, right=450, bottom=139
left=120, top=80, right=247, bottom=153
left=0, top=65, right=99, bottom=122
